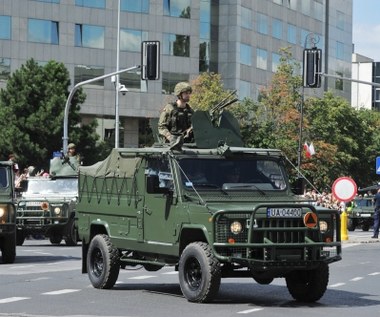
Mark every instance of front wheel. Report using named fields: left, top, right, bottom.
left=87, top=234, right=120, bottom=289
left=347, top=218, right=356, bottom=231
left=1, top=233, right=16, bottom=264
left=286, top=263, right=329, bottom=302
left=178, top=242, right=221, bottom=303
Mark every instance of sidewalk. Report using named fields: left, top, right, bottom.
left=342, top=234, right=379, bottom=243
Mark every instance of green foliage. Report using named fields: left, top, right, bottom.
left=0, top=59, right=107, bottom=169
left=189, top=48, right=380, bottom=190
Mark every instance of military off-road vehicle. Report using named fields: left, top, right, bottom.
left=77, top=105, right=342, bottom=303
left=0, top=161, right=17, bottom=263
left=16, top=156, right=79, bottom=246
left=346, top=185, right=376, bottom=231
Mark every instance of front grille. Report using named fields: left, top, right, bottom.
left=214, top=210, right=325, bottom=262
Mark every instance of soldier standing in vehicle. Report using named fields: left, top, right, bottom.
left=158, top=82, right=194, bottom=149
left=372, top=187, right=380, bottom=238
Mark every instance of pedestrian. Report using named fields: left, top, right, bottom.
left=158, top=82, right=194, bottom=150
left=371, top=187, right=380, bottom=238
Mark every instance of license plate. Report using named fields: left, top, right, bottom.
left=267, top=208, right=302, bottom=218
left=360, top=213, right=371, bottom=217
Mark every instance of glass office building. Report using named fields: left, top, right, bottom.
left=0, top=0, right=352, bottom=147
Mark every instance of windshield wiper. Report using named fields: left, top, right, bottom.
left=192, top=183, right=229, bottom=195
left=225, top=183, right=266, bottom=195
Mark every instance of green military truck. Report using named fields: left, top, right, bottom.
left=16, top=156, right=79, bottom=246
left=346, top=196, right=374, bottom=231
left=77, top=108, right=342, bottom=303
left=0, top=161, right=17, bottom=263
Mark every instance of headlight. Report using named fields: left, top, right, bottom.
left=230, top=221, right=243, bottom=235
left=0, top=207, right=5, bottom=217
left=54, top=207, right=61, bottom=215
left=319, top=220, right=328, bottom=233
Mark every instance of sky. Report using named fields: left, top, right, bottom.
left=352, top=0, right=380, bottom=61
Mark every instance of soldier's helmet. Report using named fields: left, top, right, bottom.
left=174, top=82, right=192, bottom=96
left=67, top=143, right=76, bottom=149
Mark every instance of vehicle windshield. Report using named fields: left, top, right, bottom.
left=0, top=167, right=9, bottom=188
left=179, top=157, right=287, bottom=191
left=25, top=178, right=78, bottom=195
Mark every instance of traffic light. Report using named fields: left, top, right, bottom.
left=303, top=48, right=322, bottom=88
left=141, top=41, right=160, bottom=80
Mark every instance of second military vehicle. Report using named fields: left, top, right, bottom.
left=0, top=161, right=17, bottom=263
left=16, top=156, right=79, bottom=246
left=76, top=104, right=342, bottom=303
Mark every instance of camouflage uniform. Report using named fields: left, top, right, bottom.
left=158, top=82, right=194, bottom=143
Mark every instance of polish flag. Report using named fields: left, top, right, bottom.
left=304, top=142, right=315, bottom=158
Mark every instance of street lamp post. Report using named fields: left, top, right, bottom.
left=115, top=0, right=121, bottom=148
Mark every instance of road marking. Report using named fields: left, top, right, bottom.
left=8, top=265, right=34, bottom=270
left=0, top=297, right=30, bottom=304
left=237, top=308, right=264, bottom=314
left=161, top=271, right=178, bottom=275
left=350, top=277, right=363, bottom=282
left=329, top=283, right=345, bottom=288
left=368, top=272, right=380, bottom=276
left=42, top=289, right=81, bottom=295
left=128, top=275, right=156, bottom=280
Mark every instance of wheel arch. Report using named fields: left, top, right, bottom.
left=179, top=226, right=209, bottom=255
left=81, top=222, right=109, bottom=274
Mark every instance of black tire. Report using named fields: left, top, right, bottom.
left=64, top=220, right=78, bottom=246
left=49, top=234, right=62, bottom=245
left=286, top=263, right=329, bottom=302
left=253, top=277, right=274, bottom=285
left=87, top=234, right=120, bottom=289
left=2, top=233, right=16, bottom=264
left=361, top=224, right=370, bottom=231
left=16, top=231, right=25, bottom=246
left=347, top=218, right=355, bottom=231
left=178, top=242, right=221, bottom=303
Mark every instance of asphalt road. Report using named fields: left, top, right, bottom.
left=0, top=230, right=379, bottom=317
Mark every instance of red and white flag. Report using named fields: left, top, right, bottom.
left=304, top=142, right=315, bottom=158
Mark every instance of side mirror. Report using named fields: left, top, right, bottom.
left=146, top=175, right=169, bottom=194
left=291, top=177, right=306, bottom=195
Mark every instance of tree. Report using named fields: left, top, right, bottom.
left=0, top=59, right=106, bottom=169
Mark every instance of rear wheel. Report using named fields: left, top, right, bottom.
left=178, top=242, right=221, bottom=303
left=87, top=234, right=120, bottom=289
left=64, top=220, right=78, bottom=246
left=286, top=263, right=329, bottom=302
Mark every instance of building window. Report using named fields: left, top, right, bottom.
left=335, top=71, right=343, bottom=91
left=272, top=53, right=281, bottom=72
left=0, top=16, right=11, bottom=40
left=28, top=19, right=59, bottom=44
left=75, top=0, right=105, bottom=8
left=273, top=0, right=283, bottom=5
left=164, top=0, right=191, bottom=18
left=272, top=18, right=282, bottom=40
left=121, top=0, right=149, bottom=13
left=120, top=72, right=141, bottom=92
left=241, top=7, right=252, bottom=29
left=75, top=24, right=104, bottom=49
left=287, top=24, right=296, bottom=44
left=32, top=0, right=59, bottom=3
left=314, top=2, right=323, bottom=21
left=120, top=29, right=147, bottom=52
left=0, top=58, right=11, bottom=80
left=287, top=0, right=297, bottom=10
left=239, top=80, right=251, bottom=99
left=256, top=48, right=268, bottom=70
left=199, top=39, right=210, bottom=72
left=336, top=41, right=344, bottom=60
left=300, top=0, right=310, bottom=16
left=162, top=72, right=189, bottom=95
left=74, top=65, right=104, bottom=87
left=337, top=10, right=345, bottom=30
left=257, top=13, right=268, bottom=35
left=163, top=33, right=190, bottom=57
left=240, top=43, right=252, bottom=66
